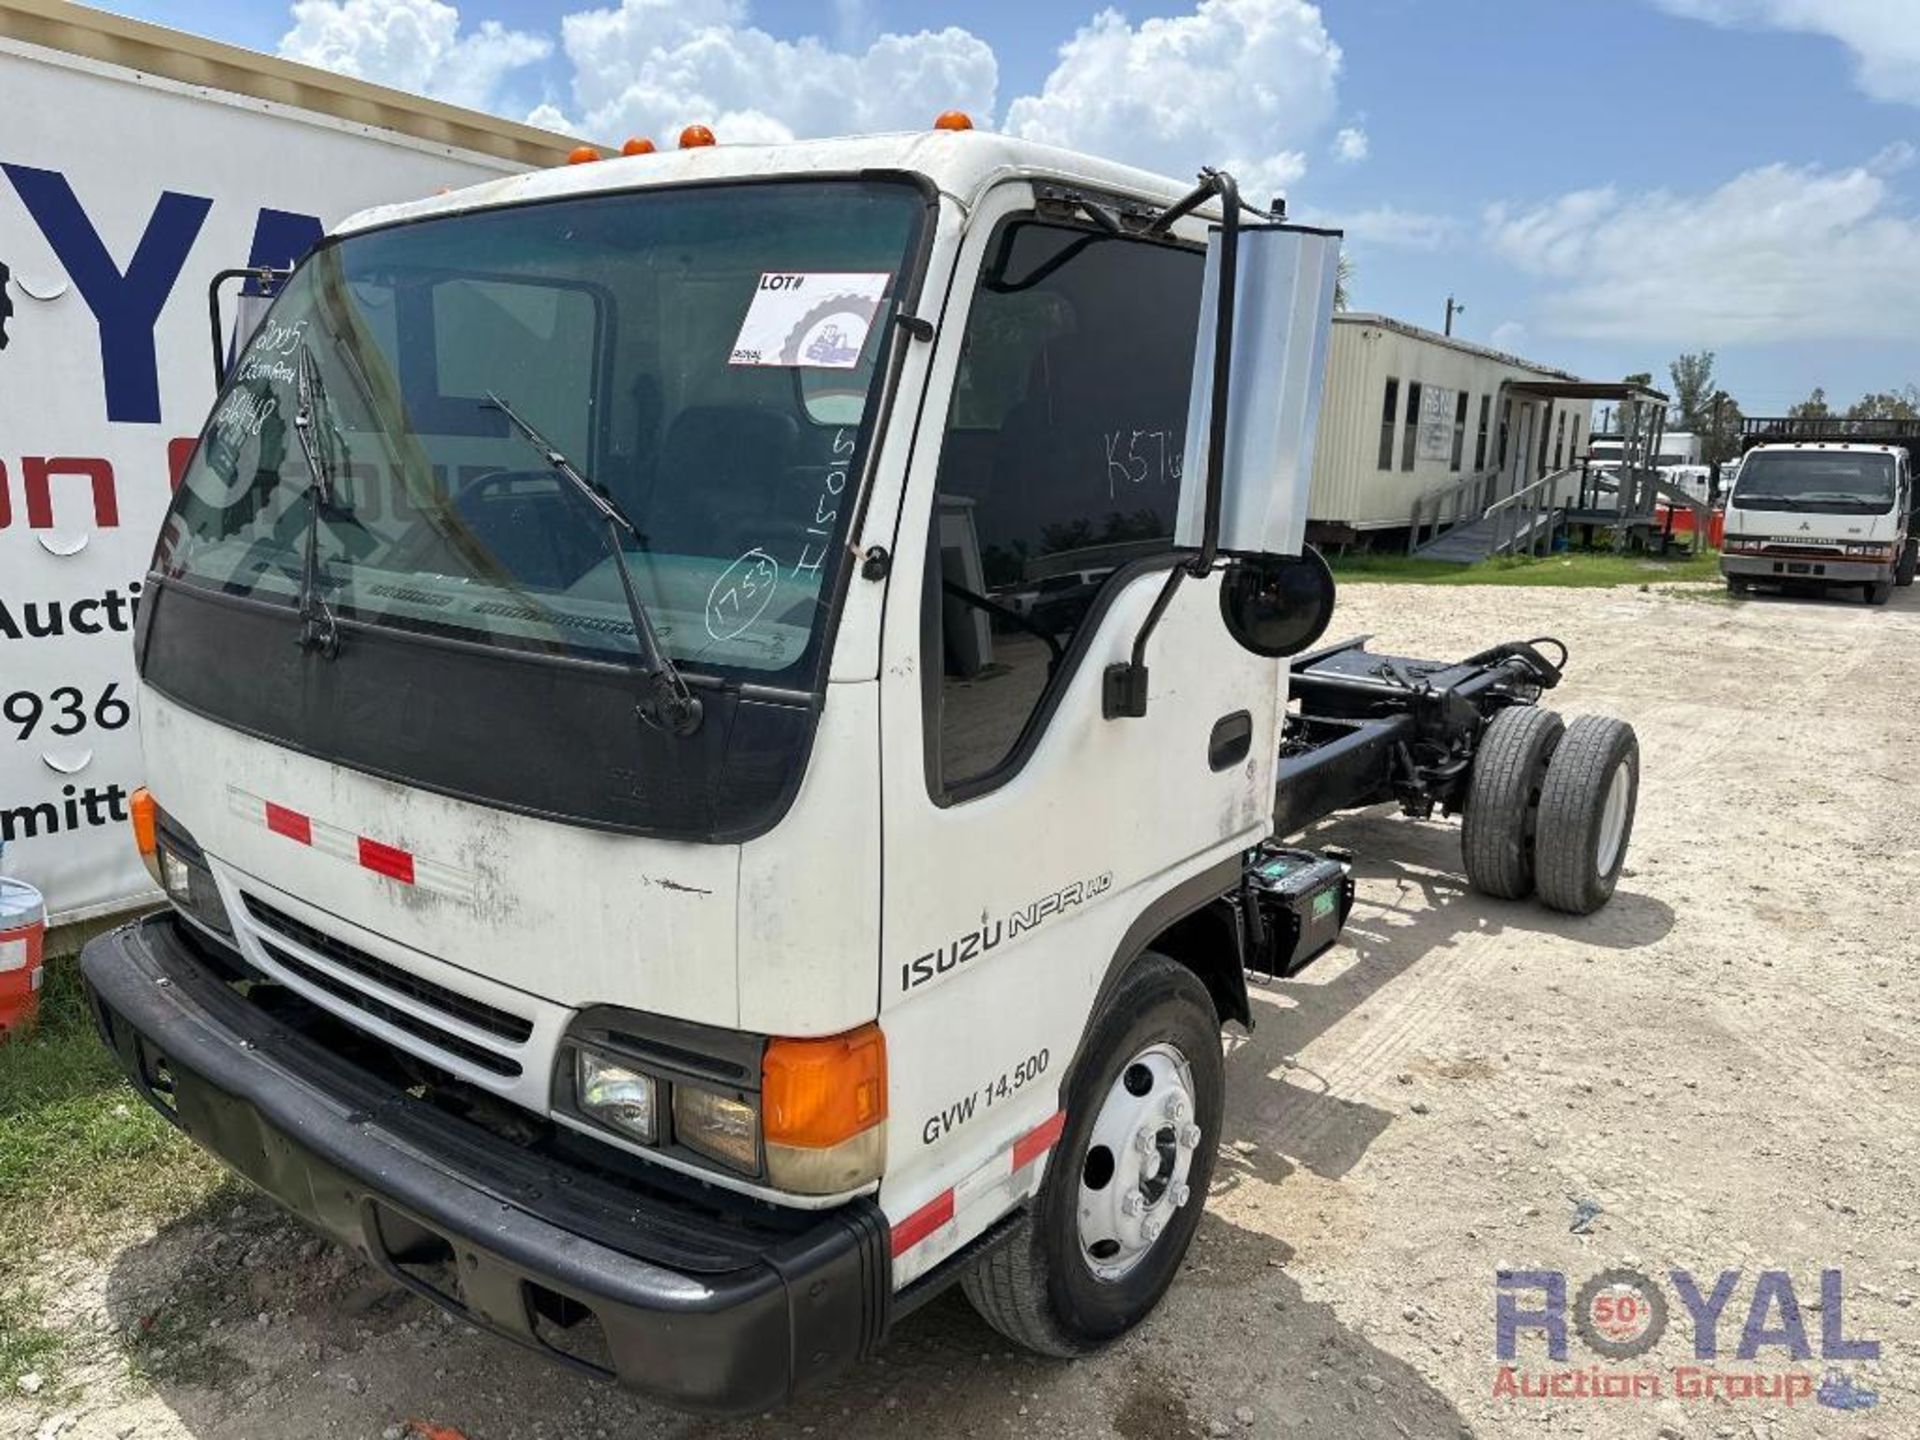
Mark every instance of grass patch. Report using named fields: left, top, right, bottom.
left=0, top=956, right=224, bottom=1273
left=0, top=1286, right=64, bottom=1392
left=1327, top=549, right=1723, bottom=587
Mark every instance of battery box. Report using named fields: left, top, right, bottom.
left=1243, top=846, right=1354, bottom=977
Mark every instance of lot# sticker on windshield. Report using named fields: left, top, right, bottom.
left=730, top=272, right=890, bottom=368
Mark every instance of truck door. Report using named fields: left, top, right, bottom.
left=872, top=186, right=1281, bottom=1268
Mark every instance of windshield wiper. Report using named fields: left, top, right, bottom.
left=291, top=344, right=343, bottom=658
left=482, top=391, right=703, bottom=738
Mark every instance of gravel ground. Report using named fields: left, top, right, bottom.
left=7, top=578, right=1917, bottom=1440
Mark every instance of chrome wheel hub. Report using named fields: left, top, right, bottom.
left=1076, top=1042, right=1201, bottom=1282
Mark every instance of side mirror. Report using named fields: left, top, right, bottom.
left=1219, top=547, right=1336, bottom=657
left=1174, top=222, right=1342, bottom=559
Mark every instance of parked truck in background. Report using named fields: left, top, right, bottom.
left=1721, top=441, right=1917, bottom=602
left=81, top=125, right=1644, bottom=1414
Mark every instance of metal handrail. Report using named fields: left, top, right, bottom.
left=1483, top=466, right=1577, bottom=557
left=1407, top=467, right=1502, bottom=553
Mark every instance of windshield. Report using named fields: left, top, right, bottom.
left=1731, top=451, right=1897, bottom=513
left=157, top=179, right=925, bottom=681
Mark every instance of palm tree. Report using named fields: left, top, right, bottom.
left=1334, top=253, right=1353, bottom=312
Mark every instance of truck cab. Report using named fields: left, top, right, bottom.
left=82, top=124, right=1641, bottom=1415
left=82, top=128, right=1349, bottom=1411
left=1721, top=442, right=1917, bottom=602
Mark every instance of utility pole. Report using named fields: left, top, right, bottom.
left=1444, top=295, right=1464, bottom=337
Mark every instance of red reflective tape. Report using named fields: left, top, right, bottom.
left=264, top=802, right=312, bottom=845
left=1011, top=1109, right=1068, bottom=1172
left=889, top=1190, right=954, bottom=1258
left=357, top=836, right=415, bottom=885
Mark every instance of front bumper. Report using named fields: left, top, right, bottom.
left=1721, top=553, right=1890, bottom=584
left=81, top=916, right=889, bottom=1415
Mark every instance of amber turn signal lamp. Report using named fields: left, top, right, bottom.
left=678, top=124, right=716, bottom=149
left=621, top=136, right=657, bottom=155
left=934, top=110, right=973, bottom=131
left=763, top=1022, right=887, bottom=1148
left=130, top=787, right=161, bottom=886
left=567, top=145, right=601, bottom=165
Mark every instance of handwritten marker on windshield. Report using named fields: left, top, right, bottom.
left=679, top=124, right=716, bottom=149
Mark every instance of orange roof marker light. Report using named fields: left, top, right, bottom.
left=679, top=124, right=717, bottom=149
left=934, top=110, right=973, bottom=132
left=567, top=145, right=601, bottom=165
left=621, top=136, right=657, bottom=156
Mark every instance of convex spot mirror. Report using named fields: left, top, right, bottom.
left=1219, top=547, right=1335, bottom=658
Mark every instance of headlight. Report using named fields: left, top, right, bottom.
left=672, top=1084, right=759, bottom=1172
left=558, top=1013, right=888, bottom=1195
left=1843, top=542, right=1893, bottom=559
left=131, top=791, right=233, bottom=939
left=575, top=1050, right=658, bottom=1143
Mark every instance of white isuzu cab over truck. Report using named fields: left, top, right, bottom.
left=82, top=125, right=1642, bottom=1413
left=1721, top=441, right=1917, bottom=603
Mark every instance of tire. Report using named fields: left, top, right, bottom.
left=1534, top=715, right=1640, bottom=916
left=961, top=952, right=1222, bottom=1357
left=1866, top=579, right=1893, bottom=606
left=1895, top=540, right=1917, bottom=588
left=1726, top=575, right=1750, bottom=596
left=1461, top=706, right=1565, bottom=900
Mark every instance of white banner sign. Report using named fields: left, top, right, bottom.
left=1418, top=385, right=1457, bottom=464
left=0, top=41, right=520, bottom=923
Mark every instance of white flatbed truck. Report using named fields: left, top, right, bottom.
left=1721, top=437, right=1917, bottom=602
left=81, top=124, right=1641, bottom=1413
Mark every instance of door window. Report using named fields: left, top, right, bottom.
left=923, top=219, right=1204, bottom=794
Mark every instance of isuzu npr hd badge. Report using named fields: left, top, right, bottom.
left=901, top=872, right=1114, bottom=992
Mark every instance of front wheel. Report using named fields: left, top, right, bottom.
left=1867, top=578, right=1894, bottom=606
left=961, top=952, right=1222, bottom=1356
left=1895, top=540, right=1917, bottom=588
left=1726, top=575, right=1751, bottom=596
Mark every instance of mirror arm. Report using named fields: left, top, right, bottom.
left=1105, top=168, right=1243, bottom=720
left=206, top=265, right=291, bottom=387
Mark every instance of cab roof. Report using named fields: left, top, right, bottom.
left=1751, top=441, right=1901, bottom=455
left=336, top=129, right=1220, bottom=239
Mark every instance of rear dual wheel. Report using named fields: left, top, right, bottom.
left=1462, top=708, right=1639, bottom=915
left=1534, top=716, right=1640, bottom=915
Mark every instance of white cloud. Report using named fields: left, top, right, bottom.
left=278, top=0, right=549, bottom=111
left=1488, top=320, right=1529, bottom=353
left=1333, top=126, right=1368, bottom=163
left=1004, top=0, right=1343, bottom=199
left=1653, top=0, right=1920, bottom=105
left=550, top=0, right=997, bottom=145
left=1336, top=205, right=1455, bottom=249
left=1486, top=156, right=1920, bottom=343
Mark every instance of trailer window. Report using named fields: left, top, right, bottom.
left=1450, top=391, right=1469, bottom=471
left=1401, top=382, right=1421, bottom=471
left=924, top=219, right=1202, bottom=793
left=1378, top=378, right=1399, bottom=470
left=1474, top=394, right=1491, bottom=469
left=1553, top=411, right=1567, bottom=470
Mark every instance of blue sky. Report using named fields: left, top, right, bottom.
left=111, top=0, right=1920, bottom=414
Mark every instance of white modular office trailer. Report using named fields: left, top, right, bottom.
left=1307, top=313, right=1591, bottom=539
